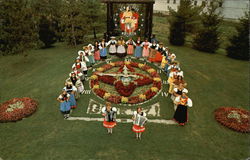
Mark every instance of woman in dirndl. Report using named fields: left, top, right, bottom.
left=132, top=107, right=147, bottom=140
left=126, top=37, right=135, bottom=55
left=101, top=102, right=117, bottom=134
left=63, top=82, right=77, bottom=109
left=116, top=37, right=126, bottom=58
left=107, top=36, right=117, bottom=56
left=57, top=91, right=71, bottom=119
left=94, top=41, right=101, bottom=61
left=173, top=93, right=193, bottom=126
left=99, top=39, right=108, bottom=60
left=148, top=41, right=158, bottom=62
left=141, top=38, right=151, bottom=58
left=134, top=37, right=142, bottom=58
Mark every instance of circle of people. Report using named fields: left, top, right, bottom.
left=56, top=36, right=193, bottom=140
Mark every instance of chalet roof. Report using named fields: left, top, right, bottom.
left=101, top=0, right=155, bottom=3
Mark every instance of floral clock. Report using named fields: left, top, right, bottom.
left=214, top=107, right=250, bottom=133
left=0, top=97, right=38, bottom=122
left=90, top=61, right=162, bottom=105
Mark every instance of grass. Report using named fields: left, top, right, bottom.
left=0, top=16, right=249, bottom=160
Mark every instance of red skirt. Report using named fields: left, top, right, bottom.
left=127, top=45, right=134, bottom=55
left=132, top=124, right=145, bottom=133
left=103, top=120, right=117, bottom=128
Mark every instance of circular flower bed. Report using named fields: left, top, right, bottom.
left=0, top=97, right=38, bottom=122
left=214, top=107, right=250, bottom=133
left=90, top=61, right=162, bottom=104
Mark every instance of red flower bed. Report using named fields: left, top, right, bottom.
left=130, top=62, right=139, bottom=68
left=150, top=71, right=158, bottom=77
left=214, top=107, right=250, bottom=133
left=102, top=64, right=113, bottom=71
left=90, top=80, right=99, bottom=88
left=153, top=81, right=162, bottom=90
left=94, top=89, right=106, bottom=98
left=145, top=89, right=157, bottom=100
left=98, top=75, right=116, bottom=85
left=0, top=97, right=38, bottom=122
left=135, top=73, right=153, bottom=86
left=114, top=61, right=124, bottom=66
left=107, top=95, right=121, bottom=104
left=128, top=96, right=140, bottom=104
left=114, top=81, right=136, bottom=97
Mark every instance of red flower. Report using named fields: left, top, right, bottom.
left=98, top=75, right=116, bottom=85
left=107, top=95, right=121, bottom=104
left=134, top=73, right=153, bottom=86
left=128, top=96, right=140, bottom=104
left=153, top=81, right=162, bottom=90
left=90, top=80, right=99, bottom=88
left=0, top=97, right=38, bottom=123
left=144, top=89, right=157, bottom=100
left=94, top=89, right=106, bottom=98
left=114, top=81, right=136, bottom=97
left=214, top=107, right=250, bottom=133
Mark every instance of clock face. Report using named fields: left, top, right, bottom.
left=90, top=60, right=162, bottom=105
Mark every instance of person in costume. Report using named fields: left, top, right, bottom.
left=63, top=82, right=77, bottom=109
left=154, top=42, right=165, bottom=62
left=148, top=41, right=158, bottom=62
left=86, top=44, right=95, bottom=67
left=168, top=74, right=178, bottom=94
left=126, top=37, right=135, bottom=55
left=174, top=75, right=187, bottom=88
left=141, top=38, right=151, bottom=58
left=72, top=58, right=88, bottom=80
left=116, top=37, right=126, bottom=58
left=101, top=102, right=117, bottom=134
left=107, top=36, right=117, bottom=56
left=173, top=93, right=193, bottom=126
left=134, top=37, right=142, bottom=58
left=99, top=39, right=108, bottom=60
left=132, top=107, right=147, bottom=140
left=57, top=91, right=71, bottom=119
left=94, top=41, right=101, bottom=61
left=172, top=83, right=188, bottom=107
left=77, top=50, right=89, bottom=63
left=167, top=61, right=180, bottom=77
left=68, top=72, right=84, bottom=98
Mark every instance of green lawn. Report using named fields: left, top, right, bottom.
left=0, top=16, right=249, bottom=160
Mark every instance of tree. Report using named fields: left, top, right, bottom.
left=0, top=0, right=38, bottom=55
left=226, top=13, right=249, bottom=60
left=83, top=0, right=106, bottom=40
left=31, top=0, right=62, bottom=48
left=168, top=0, right=203, bottom=46
left=59, top=0, right=89, bottom=46
left=193, top=0, right=223, bottom=53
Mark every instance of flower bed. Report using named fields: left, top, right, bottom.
left=90, top=61, right=162, bottom=104
left=0, top=97, right=38, bottom=122
left=214, top=107, right=250, bottom=133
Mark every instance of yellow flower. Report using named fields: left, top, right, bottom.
left=125, top=61, right=131, bottom=65
left=109, top=62, right=115, bottom=66
left=151, top=87, right=159, bottom=92
left=103, top=93, right=111, bottom=99
left=147, top=68, right=155, bottom=73
left=139, top=94, right=146, bottom=100
left=138, top=63, right=145, bottom=68
left=121, top=96, right=128, bottom=103
left=97, top=67, right=104, bottom=72
left=93, top=85, right=99, bottom=89
left=153, top=77, right=161, bottom=82
left=90, top=75, right=98, bottom=80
